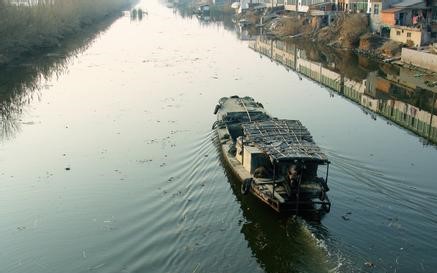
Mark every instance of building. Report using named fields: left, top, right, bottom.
left=380, top=0, right=432, bottom=46
left=264, top=0, right=285, bottom=8
left=337, top=0, right=368, bottom=12
left=284, top=0, right=335, bottom=13
left=367, top=0, right=387, bottom=31
left=238, top=0, right=267, bottom=10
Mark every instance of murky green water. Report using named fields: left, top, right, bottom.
left=1, top=1, right=437, bottom=273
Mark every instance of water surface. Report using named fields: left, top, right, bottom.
left=1, top=1, right=437, bottom=273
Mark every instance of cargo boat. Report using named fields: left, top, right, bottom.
left=213, top=96, right=331, bottom=213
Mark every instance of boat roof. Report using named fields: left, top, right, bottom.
left=241, top=119, right=329, bottom=163
left=219, top=96, right=267, bottom=114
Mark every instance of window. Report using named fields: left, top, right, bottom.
left=397, top=31, right=401, bottom=35
left=374, top=4, right=379, bottom=14
left=407, top=32, right=411, bottom=37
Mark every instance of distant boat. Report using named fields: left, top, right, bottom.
left=213, top=96, right=331, bottom=214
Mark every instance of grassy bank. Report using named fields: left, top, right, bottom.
left=0, top=0, right=134, bottom=65
left=0, top=10, right=121, bottom=140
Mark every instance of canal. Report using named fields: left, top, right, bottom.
left=1, top=1, right=437, bottom=272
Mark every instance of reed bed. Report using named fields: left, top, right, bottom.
left=0, top=0, right=132, bottom=65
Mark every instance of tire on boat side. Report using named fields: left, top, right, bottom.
left=241, top=178, right=253, bottom=195
left=319, top=188, right=326, bottom=201
left=322, top=203, right=331, bottom=213
left=213, top=104, right=220, bottom=115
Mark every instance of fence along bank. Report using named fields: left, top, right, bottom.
left=249, top=36, right=437, bottom=144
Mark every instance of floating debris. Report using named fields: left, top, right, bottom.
left=364, top=261, right=374, bottom=268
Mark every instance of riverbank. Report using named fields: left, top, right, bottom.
left=0, top=12, right=125, bottom=140
left=257, top=12, right=403, bottom=61
left=0, top=0, right=135, bottom=66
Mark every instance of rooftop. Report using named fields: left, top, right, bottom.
left=242, top=119, right=329, bottom=163
left=382, top=7, right=407, bottom=13
left=392, top=0, right=428, bottom=8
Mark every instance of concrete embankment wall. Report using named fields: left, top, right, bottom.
left=401, top=48, right=437, bottom=72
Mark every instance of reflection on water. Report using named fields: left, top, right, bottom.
left=171, top=2, right=237, bottom=32
left=2, top=1, right=437, bottom=272
left=0, top=14, right=121, bottom=141
left=249, top=36, right=437, bottom=144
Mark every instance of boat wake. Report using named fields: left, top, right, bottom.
left=295, top=217, right=350, bottom=273
left=325, top=149, right=437, bottom=224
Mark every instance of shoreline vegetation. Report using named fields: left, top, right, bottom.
left=0, top=12, right=122, bottom=140
left=0, top=0, right=135, bottom=66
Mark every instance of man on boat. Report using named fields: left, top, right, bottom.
left=289, top=165, right=301, bottom=188
left=284, top=164, right=301, bottom=198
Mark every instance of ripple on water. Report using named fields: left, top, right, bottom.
left=95, top=131, right=243, bottom=272
left=327, top=149, right=437, bottom=223
left=322, top=149, right=437, bottom=272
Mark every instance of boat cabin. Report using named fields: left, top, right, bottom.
left=239, top=119, right=330, bottom=211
